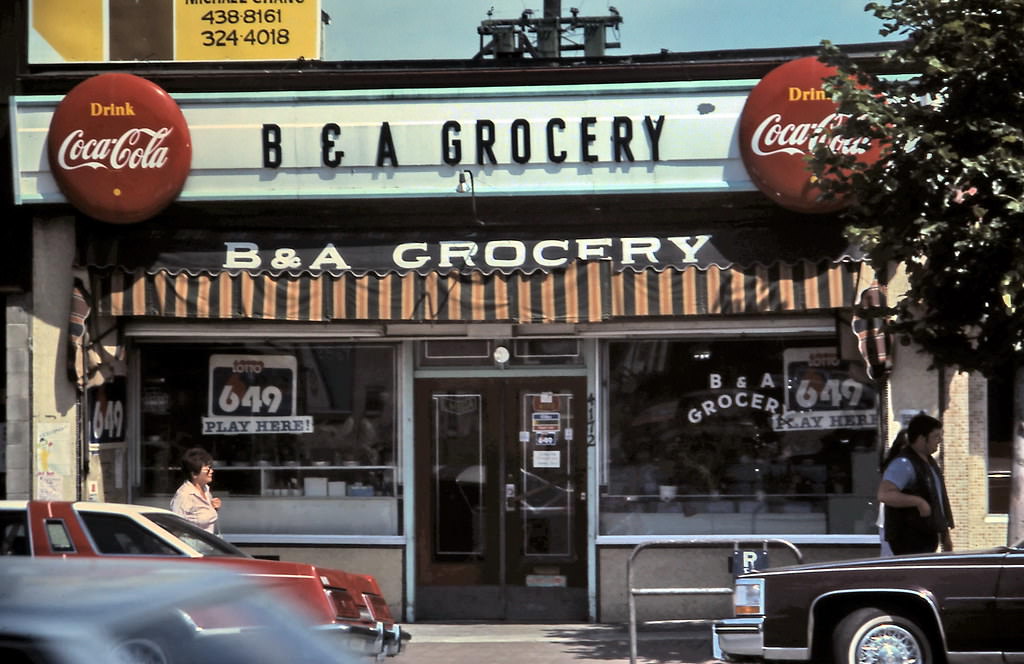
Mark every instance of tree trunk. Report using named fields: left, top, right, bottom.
left=1010, top=366, right=1024, bottom=544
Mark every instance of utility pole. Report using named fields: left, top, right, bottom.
left=536, top=0, right=561, bottom=58
left=475, top=1, right=622, bottom=60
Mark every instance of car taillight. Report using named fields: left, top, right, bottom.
left=733, top=578, right=764, bottom=616
left=361, top=592, right=393, bottom=622
left=324, top=587, right=363, bottom=621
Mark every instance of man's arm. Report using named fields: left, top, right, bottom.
left=878, top=479, right=932, bottom=517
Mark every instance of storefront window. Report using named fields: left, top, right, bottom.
left=987, top=366, right=1012, bottom=514
left=138, top=343, right=399, bottom=536
left=600, top=338, right=880, bottom=536
left=418, top=339, right=582, bottom=368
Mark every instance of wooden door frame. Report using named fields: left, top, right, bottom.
left=413, top=375, right=588, bottom=620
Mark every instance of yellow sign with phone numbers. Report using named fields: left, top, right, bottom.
left=30, top=0, right=320, bottom=63
left=175, top=0, right=320, bottom=62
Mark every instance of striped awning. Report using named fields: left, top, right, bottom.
left=91, top=258, right=864, bottom=324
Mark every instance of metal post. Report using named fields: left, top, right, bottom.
left=625, top=538, right=803, bottom=664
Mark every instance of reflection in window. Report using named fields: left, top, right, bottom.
left=601, top=339, right=880, bottom=536
left=0, top=512, right=29, bottom=556
left=987, top=366, right=1012, bottom=514
left=80, top=513, right=181, bottom=555
left=137, top=343, right=400, bottom=535
left=519, top=391, right=574, bottom=557
left=432, top=394, right=484, bottom=558
left=146, top=512, right=247, bottom=557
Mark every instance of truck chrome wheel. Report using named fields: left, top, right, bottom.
left=834, top=607, right=932, bottom=664
left=855, top=623, right=922, bottom=663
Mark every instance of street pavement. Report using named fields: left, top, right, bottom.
left=401, top=621, right=724, bottom=664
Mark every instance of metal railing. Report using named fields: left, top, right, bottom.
left=626, top=538, right=803, bottom=664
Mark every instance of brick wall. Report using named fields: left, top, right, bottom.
left=942, top=369, right=1007, bottom=549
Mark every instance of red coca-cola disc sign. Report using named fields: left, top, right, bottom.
left=47, top=73, right=191, bottom=224
left=739, top=57, right=875, bottom=214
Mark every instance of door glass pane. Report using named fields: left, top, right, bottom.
left=432, top=394, right=484, bottom=557
left=520, top=391, right=573, bottom=557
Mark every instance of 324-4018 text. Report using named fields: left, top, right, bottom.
left=201, top=29, right=291, bottom=47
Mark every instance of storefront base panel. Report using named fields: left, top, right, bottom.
left=236, top=545, right=404, bottom=620
left=597, top=543, right=878, bottom=623
left=221, top=497, right=398, bottom=535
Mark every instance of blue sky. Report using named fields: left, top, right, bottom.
left=322, top=1, right=900, bottom=61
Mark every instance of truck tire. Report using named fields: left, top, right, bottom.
left=833, top=607, right=934, bottom=664
left=110, top=637, right=169, bottom=664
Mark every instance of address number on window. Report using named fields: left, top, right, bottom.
left=89, top=376, right=127, bottom=443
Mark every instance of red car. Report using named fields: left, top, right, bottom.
left=0, top=500, right=409, bottom=659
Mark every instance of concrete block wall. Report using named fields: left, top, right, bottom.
left=5, top=296, right=31, bottom=497
left=29, top=217, right=79, bottom=500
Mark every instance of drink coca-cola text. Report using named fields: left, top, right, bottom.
left=56, top=127, right=173, bottom=171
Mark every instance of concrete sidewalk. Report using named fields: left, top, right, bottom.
left=402, top=621, right=724, bottom=664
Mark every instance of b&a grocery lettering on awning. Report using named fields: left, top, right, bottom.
left=83, top=224, right=861, bottom=277
left=83, top=222, right=865, bottom=323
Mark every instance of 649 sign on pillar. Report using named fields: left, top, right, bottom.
left=202, top=355, right=312, bottom=435
left=89, top=376, right=127, bottom=443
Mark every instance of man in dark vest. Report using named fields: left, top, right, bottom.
left=878, top=413, right=954, bottom=555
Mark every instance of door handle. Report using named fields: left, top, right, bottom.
left=505, top=483, right=518, bottom=512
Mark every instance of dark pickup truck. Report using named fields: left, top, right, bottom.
left=713, top=545, right=1024, bottom=664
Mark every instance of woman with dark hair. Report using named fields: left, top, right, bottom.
left=878, top=413, right=954, bottom=555
left=874, top=429, right=908, bottom=556
left=170, top=447, right=222, bottom=533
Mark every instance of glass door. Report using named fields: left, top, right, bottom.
left=414, top=377, right=587, bottom=621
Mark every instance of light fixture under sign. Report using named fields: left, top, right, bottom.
left=455, top=170, right=484, bottom=226
left=493, top=345, right=510, bottom=364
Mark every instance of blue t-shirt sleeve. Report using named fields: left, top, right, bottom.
left=882, top=457, right=915, bottom=490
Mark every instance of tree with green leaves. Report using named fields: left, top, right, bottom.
left=807, top=0, right=1024, bottom=543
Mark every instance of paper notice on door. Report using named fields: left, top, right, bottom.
left=533, top=450, right=561, bottom=468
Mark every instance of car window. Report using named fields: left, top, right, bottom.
left=45, top=520, right=75, bottom=553
left=79, top=513, right=183, bottom=556
left=0, top=511, right=30, bottom=556
left=144, top=513, right=250, bottom=558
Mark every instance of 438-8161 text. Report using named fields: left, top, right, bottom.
left=201, top=9, right=283, bottom=25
